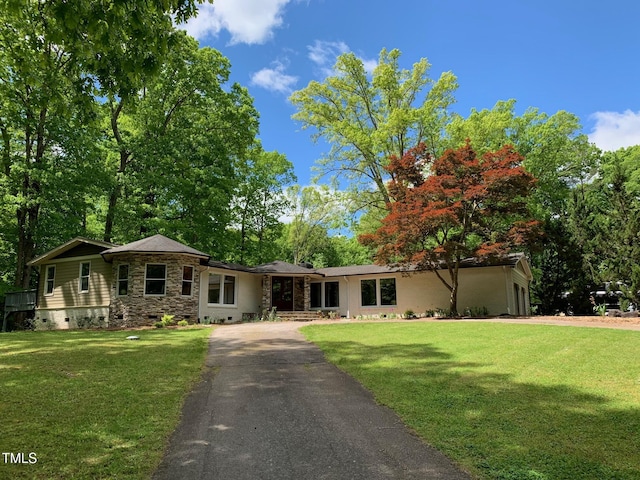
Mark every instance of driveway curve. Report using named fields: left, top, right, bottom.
left=153, top=322, right=471, bottom=480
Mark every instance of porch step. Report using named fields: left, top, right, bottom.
left=276, top=311, right=323, bottom=322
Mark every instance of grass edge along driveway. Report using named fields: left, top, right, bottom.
left=302, top=322, right=640, bottom=480
left=0, top=327, right=211, bottom=480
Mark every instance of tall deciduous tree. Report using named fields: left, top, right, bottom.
left=290, top=48, right=457, bottom=213
left=231, top=146, right=296, bottom=265
left=361, top=142, right=539, bottom=315
left=569, top=146, right=640, bottom=309
left=0, top=0, right=201, bottom=290
left=279, top=186, right=346, bottom=265
left=0, top=3, right=101, bottom=288
left=101, top=33, right=260, bottom=256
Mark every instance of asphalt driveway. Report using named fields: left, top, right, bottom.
left=153, top=322, right=471, bottom=480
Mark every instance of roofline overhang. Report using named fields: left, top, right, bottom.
left=28, top=237, right=117, bottom=266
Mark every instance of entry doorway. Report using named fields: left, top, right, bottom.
left=272, top=277, right=294, bottom=311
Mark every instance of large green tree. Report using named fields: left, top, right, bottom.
left=100, top=33, right=260, bottom=257
left=569, top=146, right=640, bottom=309
left=278, top=186, right=347, bottom=265
left=0, top=3, right=102, bottom=288
left=0, top=0, right=201, bottom=290
left=230, top=146, right=296, bottom=265
left=290, top=48, right=458, bottom=213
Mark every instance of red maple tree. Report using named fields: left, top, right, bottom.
left=360, top=141, right=539, bottom=315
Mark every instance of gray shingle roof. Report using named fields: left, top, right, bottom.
left=252, top=260, right=321, bottom=275
left=317, top=264, right=398, bottom=277
left=101, top=234, right=210, bottom=260
left=318, top=253, right=527, bottom=278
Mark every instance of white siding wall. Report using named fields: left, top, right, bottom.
left=198, top=268, right=263, bottom=323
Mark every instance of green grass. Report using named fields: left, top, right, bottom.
left=301, top=322, right=640, bottom=480
left=0, top=327, right=212, bottom=479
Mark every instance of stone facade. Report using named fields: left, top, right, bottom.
left=108, top=253, right=201, bottom=327
left=262, top=275, right=312, bottom=312
left=261, top=275, right=271, bottom=311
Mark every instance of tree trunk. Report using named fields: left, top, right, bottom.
left=15, top=203, right=39, bottom=289
left=449, top=281, right=459, bottom=317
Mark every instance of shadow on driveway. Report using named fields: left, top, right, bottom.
left=153, top=322, right=471, bottom=480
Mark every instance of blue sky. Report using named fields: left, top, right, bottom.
left=179, top=0, right=640, bottom=187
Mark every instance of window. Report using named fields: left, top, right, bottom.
left=325, top=281, right=339, bottom=308
left=223, top=275, right=235, bottom=304
left=208, top=274, right=221, bottom=303
left=310, top=283, right=321, bottom=308
left=117, top=264, right=129, bottom=296
left=208, top=273, right=236, bottom=305
left=79, top=262, right=90, bottom=293
left=145, top=264, right=166, bottom=295
left=380, top=278, right=397, bottom=306
left=45, top=265, right=55, bottom=295
left=361, top=278, right=397, bottom=307
left=361, top=279, right=377, bottom=306
left=182, top=266, right=194, bottom=296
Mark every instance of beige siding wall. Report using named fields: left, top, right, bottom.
left=322, top=266, right=515, bottom=318
left=199, top=268, right=263, bottom=323
left=37, top=255, right=112, bottom=310
left=34, top=307, right=110, bottom=330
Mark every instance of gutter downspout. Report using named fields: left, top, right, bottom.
left=344, top=276, right=350, bottom=318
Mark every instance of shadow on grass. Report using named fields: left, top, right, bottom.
left=312, top=340, right=640, bottom=480
left=0, top=328, right=210, bottom=480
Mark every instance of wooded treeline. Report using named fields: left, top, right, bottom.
left=1, top=4, right=637, bottom=314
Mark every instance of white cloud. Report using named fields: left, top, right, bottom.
left=250, top=61, right=298, bottom=94
left=307, top=40, right=377, bottom=77
left=179, top=0, right=291, bottom=45
left=308, top=40, right=349, bottom=67
left=589, top=110, right=640, bottom=151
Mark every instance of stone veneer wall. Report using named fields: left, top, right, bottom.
left=261, top=275, right=271, bottom=311
left=109, top=253, right=201, bottom=328
left=294, top=277, right=304, bottom=311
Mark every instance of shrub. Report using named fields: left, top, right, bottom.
left=177, top=320, right=189, bottom=327
left=161, top=314, right=175, bottom=326
left=154, top=321, right=164, bottom=328
left=463, top=306, right=489, bottom=317
left=261, top=307, right=280, bottom=322
left=593, top=303, right=607, bottom=316
left=404, top=309, right=416, bottom=319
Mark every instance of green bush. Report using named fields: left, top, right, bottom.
left=161, top=314, right=175, bottom=326
left=404, top=309, right=416, bottom=319
left=177, top=320, right=189, bottom=327
left=154, top=321, right=164, bottom=328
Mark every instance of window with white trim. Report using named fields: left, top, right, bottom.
left=145, top=264, right=166, bottom=295
left=208, top=273, right=236, bottom=305
left=310, top=283, right=321, bottom=308
left=310, top=281, right=340, bottom=308
left=79, top=262, right=90, bottom=293
left=45, top=265, right=55, bottom=296
left=380, top=278, right=397, bottom=306
left=325, top=281, right=339, bottom=308
left=360, top=278, right=397, bottom=307
left=117, top=264, right=129, bottom=296
left=182, top=266, right=194, bottom=296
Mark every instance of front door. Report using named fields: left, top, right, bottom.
left=272, top=276, right=294, bottom=311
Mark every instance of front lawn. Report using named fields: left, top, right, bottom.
left=302, top=322, right=640, bottom=480
left=0, top=327, right=211, bottom=479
